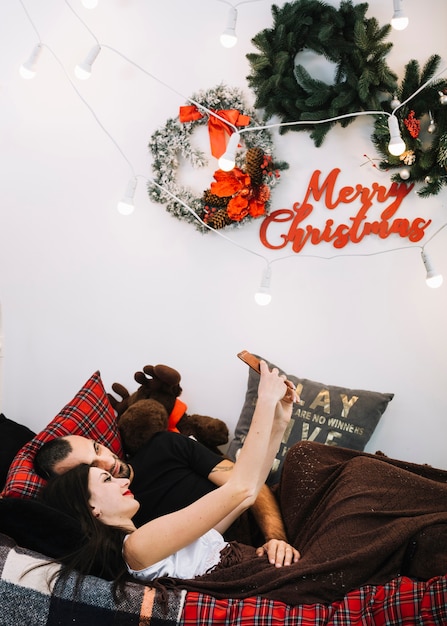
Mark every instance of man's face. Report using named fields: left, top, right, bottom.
left=53, top=435, right=132, bottom=479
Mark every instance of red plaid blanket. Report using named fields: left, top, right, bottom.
left=181, top=575, right=447, bottom=625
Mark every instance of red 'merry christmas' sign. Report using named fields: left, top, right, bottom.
left=259, top=168, right=430, bottom=253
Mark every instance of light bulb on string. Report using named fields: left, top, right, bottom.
left=439, top=91, right=447, bottom=105
left=387, top=115, right=406, bottom=156
left=218, top=131, right=240, bottom=171
left=220, top=6, right=238, bottom=48
left=391, top=0, right=409, bottom=30
left=19, top=44, right=43, bottom=79
left=421, top=250, right=443, bottom=288
left=75, top=44, right=101, bottom=79
left=218, top=0, right=264, bottom=47
left=117, top=178, right=137, bottom=215
left=255, top=265, right=272, bottom=306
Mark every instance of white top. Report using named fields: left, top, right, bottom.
left=125, top=528, right=228, bottom=581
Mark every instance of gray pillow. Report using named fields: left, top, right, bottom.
left=227, top=355, right=393, bottom=485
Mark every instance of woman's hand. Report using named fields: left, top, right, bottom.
left=257, top=362, right=297, bottom=406
left=256, top=539, right=301, bottom=567
left=256, top=361, right=298, bottom=440
left=282, top=379, right=297, bottom=405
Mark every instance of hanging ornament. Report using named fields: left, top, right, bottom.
left=439, top=91, right=447, bottom=105
left=399, top=168, right=410, bottom=180
left=427, top=111, right=437, bottom=134
left=425, top=176, right=433, bottom=184
left=390, top=96, right=401, bottom=110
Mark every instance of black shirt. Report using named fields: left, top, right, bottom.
left=129, top=431, right=221, bottom=527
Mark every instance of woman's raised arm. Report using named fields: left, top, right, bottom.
left=123, top=361, right=295, bottom=571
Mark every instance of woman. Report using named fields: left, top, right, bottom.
left=41, top=361, right=299, bottom=589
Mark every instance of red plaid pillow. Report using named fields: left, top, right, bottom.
left=1, top=371, right=124, bottom=499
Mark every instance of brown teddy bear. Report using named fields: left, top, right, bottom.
left=107, top=363, right=229, bottom=457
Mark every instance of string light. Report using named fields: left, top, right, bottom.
left=19, top=43, right=43, bottom=79
left=15, top=0, right=447, bottom=298
left=217, top=0, right=264, bottom=48
left=391, top=0, right=409, bottom=30
left=220, top=6, right=238, bottom=48
left=254, top=265, right=272, bottom=306
left=218, top=131, right=240, bottom=170
left=387, top=114, right=406, bottom=156
left=74, top=44, right=101, bottom=79
left=18, top=0, right=43, bottom=79
left=117, top=178, right=137, bottom=215
left=421, top=250, right=443, bottom=288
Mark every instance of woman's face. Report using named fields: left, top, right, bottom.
left=88, top=466, right=139, bottom=528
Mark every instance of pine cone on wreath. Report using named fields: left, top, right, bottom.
left=203, top=190, right=230, bottom=209
left=205, top=207, right=232, bottom=229
left=245, top=146, right=264, bottom=187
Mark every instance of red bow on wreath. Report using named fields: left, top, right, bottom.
left=179, top=105, right=250, bottom=158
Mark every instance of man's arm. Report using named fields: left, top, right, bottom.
left=209, top=458, right=299, bottom=566
left=210, top=460, right=287, bottom=539
left=250, top=483, right=287, bottom=541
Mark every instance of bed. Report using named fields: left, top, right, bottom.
left=0, top=530, right=446, bottom=625
left=0, top=365, right=446, bottom=624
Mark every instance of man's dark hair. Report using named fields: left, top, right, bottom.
left=34, top=438, right=73, bottom=479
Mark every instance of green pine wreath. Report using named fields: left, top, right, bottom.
left=148, top=84, right=288, bottom=232
left=371, top=55, right=447, bottom=198
left=246, top=0, right=397, bottom=146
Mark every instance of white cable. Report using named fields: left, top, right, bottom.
left=100, top=44, right=239, bottom=133
left=64, top=0, right=100, bottom=44
left=217, top=0, right=265, bottom=8
left=393, top=65, right=447, bottom=114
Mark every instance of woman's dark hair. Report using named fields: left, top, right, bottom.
left=40, top=463, right=130, bottom=595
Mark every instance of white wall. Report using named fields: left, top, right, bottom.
left=0, top=0, right=446, bottom=469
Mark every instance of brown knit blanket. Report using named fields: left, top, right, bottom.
left=167, top=441, right=447, bottom=605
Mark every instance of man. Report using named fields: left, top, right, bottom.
left=35, top=430, right=294, bottom=558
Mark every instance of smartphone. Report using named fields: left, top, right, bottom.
left=237, top=350, right=261, bottom=374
